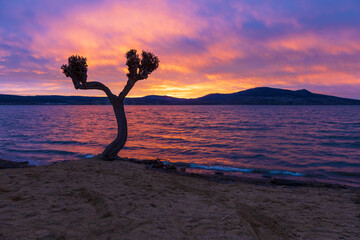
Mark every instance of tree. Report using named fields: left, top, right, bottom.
left=61, top=49, right=159, bottom=160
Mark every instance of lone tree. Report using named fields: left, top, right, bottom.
left=61, top=49, right=159, bottom=159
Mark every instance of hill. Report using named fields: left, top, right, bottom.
left=188, top=87, right=360, bottom=105
left=0, top=87, right=359, bottom=105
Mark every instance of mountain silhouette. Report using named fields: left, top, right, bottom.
left=1, top=87, right=359, bottom=105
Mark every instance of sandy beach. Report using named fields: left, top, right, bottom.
left=0, top=158, right=359, bottom=240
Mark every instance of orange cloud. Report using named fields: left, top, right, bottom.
left=268, top=31, right=360, bottom=54
left=30, top=0, right=205, bottom=62
left=1, top=0, right=360, bottom=99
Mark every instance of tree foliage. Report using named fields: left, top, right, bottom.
left=126, top=49, right=159, bottom=80
left=61, top=55, right=88, bottom=89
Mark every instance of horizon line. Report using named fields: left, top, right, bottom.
left=1, top=87, right=360, bottom=101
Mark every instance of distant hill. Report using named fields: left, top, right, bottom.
left=187, top=87, right=360, bottom=105
left=0, top=94, right=110, bottom=105
left=0, top=87, right=359, bottom=105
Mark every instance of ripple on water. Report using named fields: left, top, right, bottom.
left=0, top=105, right=359, bottom=187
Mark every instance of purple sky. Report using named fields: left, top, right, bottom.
left=0, top=0, right=359, bottom=99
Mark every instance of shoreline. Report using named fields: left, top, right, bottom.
left=1, top=157, right=357, bottom=189
left=1, top=157, right=359, bottom=239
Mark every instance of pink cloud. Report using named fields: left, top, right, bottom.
left=0, top=0, right=360, bottom=99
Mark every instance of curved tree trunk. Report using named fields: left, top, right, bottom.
left=73, top=79, right=136, bottom=160
left=101, top=99, right=127, bottom=159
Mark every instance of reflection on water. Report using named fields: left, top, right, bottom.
left=0, top=105, right=359, bottom=187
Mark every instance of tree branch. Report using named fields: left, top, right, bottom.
left=77, top=81, right=116, bottom=103
left=118, top=78, right=137, bottom=101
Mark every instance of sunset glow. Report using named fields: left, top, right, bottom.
left=1, top=0, right=360, bottom=99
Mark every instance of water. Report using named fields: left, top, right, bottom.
left=0, top=105, right=359, bottom=187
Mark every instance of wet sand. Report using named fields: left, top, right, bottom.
left=0, top=158, right=359, bottom=239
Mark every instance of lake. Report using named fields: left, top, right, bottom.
left=0, top=105, right=359, bottom=187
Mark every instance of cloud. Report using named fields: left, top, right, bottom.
left=0, top=0, right=360, bottom=99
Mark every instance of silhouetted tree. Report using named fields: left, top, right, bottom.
left=61, top=50, right=159, bottom=159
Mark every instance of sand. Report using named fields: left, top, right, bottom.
left=0, top=158, right=359, bottom=240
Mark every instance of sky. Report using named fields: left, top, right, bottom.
left=0, top=0, right=360, bottom=99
